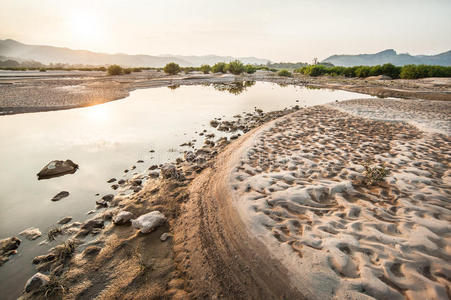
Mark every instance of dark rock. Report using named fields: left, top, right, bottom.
left=118, top=179, right=126, bottom=184
left=81, top=219, right=104, bottom=231
left=96, top=199, right=108, bottom=207
left=37, top=160, right=78, bottom=179
left=0, top=237, right=21, bottom=265
left=107, top=178, right=116, bottom=183
left=131, top=179, right=142, bottom=186
left=102, top=194, right=114, bottom=202
left=111, top=184, right=119, bottom=190
left=58, top=217, right=72, bottom=225
left=51, top=191, right=69, bottom=201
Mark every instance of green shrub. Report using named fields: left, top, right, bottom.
left=39, top=68, right=47, bottom=72
left=380, top=63, right=401, bottom=79
left=211, top=62, right=227, bottom=73
left=163, top=62, right=181, bottom=75
left=277, top=69, right=292, bottom=77
left=355, top=66, right=371, bottom=78
left=132, top=67, right=142, bottom=72
left=200, top=64, right=211, bottom=74
left=244, top=64, right=257, bottom=74
left=123, top=68, right=132, bottom=74
left=226, top=60, right=245, bottom=75
left=107, top=65, right=123, bottom=75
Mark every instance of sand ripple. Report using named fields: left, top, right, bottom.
left=230, top=105, right=451, bottom=300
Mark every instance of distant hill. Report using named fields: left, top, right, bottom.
left=0, top=39, right=270, bottom=67
left=322, top=49, right=451, bottom=67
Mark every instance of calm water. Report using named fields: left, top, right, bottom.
left=0, top=82, right=373, bottom=298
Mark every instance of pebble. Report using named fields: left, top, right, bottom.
left=51, top=191, right=70, bottom=201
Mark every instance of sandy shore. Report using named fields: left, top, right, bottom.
left=225, top=101, right=450, bottom=299
left=1, top=70, right=450, bottom=115
left=8, top=80, right=450, bottom=298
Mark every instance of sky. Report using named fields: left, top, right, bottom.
left=1, top=0, right=450, bottom=62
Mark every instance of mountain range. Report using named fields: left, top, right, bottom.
left=322, top=49, right=451, bottom=67
left=0, top=39, right=270, bottom=67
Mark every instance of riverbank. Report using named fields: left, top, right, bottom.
left=15, top=96, right=450, bottom=299
left=1, top=70, right=450, bottom=115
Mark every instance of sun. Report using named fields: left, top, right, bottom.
left=66, top=12, right=104, bottom=46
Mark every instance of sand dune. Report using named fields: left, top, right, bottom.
left=229, top=102, right=451, bottom=299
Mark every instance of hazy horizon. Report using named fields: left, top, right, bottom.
left=1, top=0, right=451, bottom=62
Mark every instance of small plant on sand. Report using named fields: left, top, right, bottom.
left=107, top=64, right=123, bottom=75
left=123, top=68, right=132, bottom=74
left=39, top=275, right=65, bottom=299
left=200, top=64, right=211, bottom=74
left=362, top=162, right=389, bottom=185
left=47, top=227, right=62, bottom=241
left=163, top=62, right=181, bottom=75
left=53, top=239, right=76, bottom=261
left=277, top=69, right=292, bottom=77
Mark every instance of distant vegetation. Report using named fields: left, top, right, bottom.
left=107, top=65, right=123, bottom=75
left=245, top=64, right=257, bottom=74
left=163, top=62, right=181, bottom=75
left=277, top=69, right=292, bottom=77
left=266, top=62, right=308, bottom=69
left=200, top=64, right=211, bottom=74
left=226, top=60, right=245, bottom=75
left=294, top=63, right=451, bottom=79
left=211, top=62, right=227, bottom=73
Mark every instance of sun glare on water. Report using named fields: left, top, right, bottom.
left=83, top=104, right=110, bottom=123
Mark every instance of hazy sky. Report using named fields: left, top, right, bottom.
left=1, top=0, right=450, bottom=62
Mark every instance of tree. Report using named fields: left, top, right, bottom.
left=163, top=62, right=181, bottom=75
left=226, top=60, right=245, bottom=75
left=244, top=64, right=257, bottom=74
left=200, top=64, right=211, bottom=74
left=211, top=62, right=227, bottom=73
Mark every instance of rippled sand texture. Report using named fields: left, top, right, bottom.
left=230, top=105, right=451, bottom=300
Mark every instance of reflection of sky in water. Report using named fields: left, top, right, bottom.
left=0, top=82, right=373, bottom=299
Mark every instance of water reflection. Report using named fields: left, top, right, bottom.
left=212, top=81, right=256, bottom=95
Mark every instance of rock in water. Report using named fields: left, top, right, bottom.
left=24, top=272, right=49, bottom=293
left=0, top=237, right=21, bottom=266
left=19, top=227, right=42, bottom=240
left=101, top=194, right=114, bottom=202
left=51, top=191, right=70, bottom=201
left=131, top=211, right=166, bottom=233
left=37, top=160, right=78, bottom=179
left=57, top=216, right=72, bottom=224
left=160, top=233, right=169, bottom=242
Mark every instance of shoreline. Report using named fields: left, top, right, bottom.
left=1, top=71, right=450, bottom=116
left=3, top=79, right=450, bottom=298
